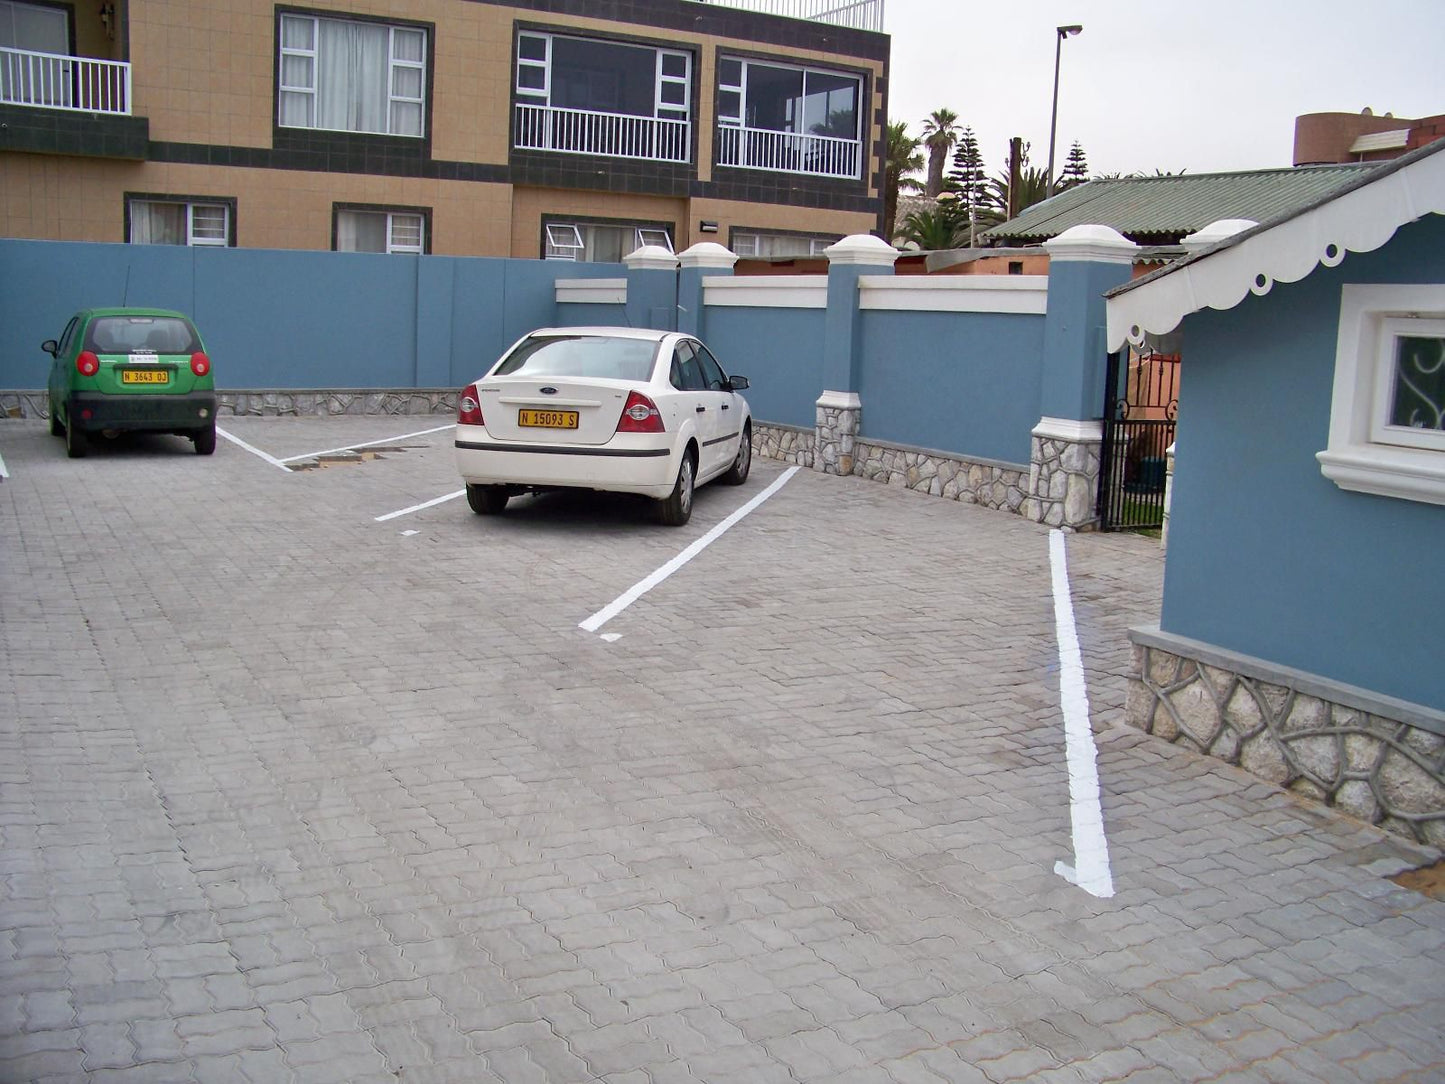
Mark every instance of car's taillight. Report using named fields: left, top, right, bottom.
left=190, top=352, right=210, bottom=376
left=616, top=391, right=664, bottom=434
left=76, top=351, right=99, bottom=377
left=457, top=383, right=484, bottom=427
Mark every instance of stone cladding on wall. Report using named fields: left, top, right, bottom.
left=219, top=390, right=457, bottom=416
left=854, top=443, right=1028, bottom=512
left=1025, top=431, right=1102, bottom=530
left=752, top=423, right=814, bottom=467
left=814, top=401, right=860, bottom=476
left=3, top=390, right=458, bottom=418
left=1127, top=640, right=1445, bottom=847
left=751, top=423, right=1028, bottom=512
left=0, top=391, right=45, bottom=418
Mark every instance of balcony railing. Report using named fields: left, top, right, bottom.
left=690, top=0, right=884, bottom=33
left=515, top=103, right=690, bottom=164
left=716, top=124, right=862, bottom=180
left=0, top=46, right=131, bottom=114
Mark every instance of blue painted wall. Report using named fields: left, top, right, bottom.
left=1163, top=213, right=1445, bottom=710
left=556, top=302, right=627, bottom=328
left=858, top=310, right=1045, bottom=464
left=700, top=307, right=827, bottom=428
left=0, top=240, right=619, bottom=390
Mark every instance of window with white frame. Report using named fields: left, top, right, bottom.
left=514, top=31, right=691, bottom=162
left=335, top=209, right=425, bottom=254
left=731, top=231, right=839, bottom=258
left=128, top=199, right=231, bottom=246
left=279, top=13, right=426, bottom=137
left=1318, top=284, right=1445, bottom=505
left=716, top=56, right=861, bottom=178
left=543, top=221, right=673, bottom=262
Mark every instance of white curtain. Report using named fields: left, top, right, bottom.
left=336, top=211, right=387, bottom=253
left=316, top=20, right=388, bottom=134
left=130, top=202, right=185, bottom=245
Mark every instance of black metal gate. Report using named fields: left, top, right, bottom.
left=1098, top=350, right=1179, bottom=531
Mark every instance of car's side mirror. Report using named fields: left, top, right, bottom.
left=41, top=339, right=58, bottom=356
left=727, top=375, right=749, bottom=391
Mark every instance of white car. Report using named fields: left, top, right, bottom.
left=455, top=327, right=753, bottom=526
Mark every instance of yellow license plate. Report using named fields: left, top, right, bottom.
left=120, top=369, right=169, bottom=385
left=518, top=409, right=579, bottom=429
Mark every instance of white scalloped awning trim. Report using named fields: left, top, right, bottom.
left=1107, top=146, right=1445, bottom=351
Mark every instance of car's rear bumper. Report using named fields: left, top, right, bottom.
left=68, top=391, right=216, bottom=432
left=456, top=432, right=679, bottom=499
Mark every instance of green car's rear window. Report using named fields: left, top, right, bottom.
left=87, top=316, right=199, bottom=355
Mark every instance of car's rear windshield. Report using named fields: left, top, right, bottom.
left=86, top=316, right=199, bottom=355
left=493, top=335, right=658, bottom=382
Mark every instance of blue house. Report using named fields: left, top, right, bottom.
left=1106, top=139, right=1445, bottom=846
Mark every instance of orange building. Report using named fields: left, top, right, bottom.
left=0, top=0, right=887, bottom=260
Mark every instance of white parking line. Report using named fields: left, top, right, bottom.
left=0, top=449, right=9, bottom=480
left=216, top=427, right=292, bottom=472
left=1049, top=529, right=1116, bottom=899
left=580, top=466, right=800, bottom=635
left=375, top=489, right=465, bottom=522
left=280, top=423, right=456, bottom=463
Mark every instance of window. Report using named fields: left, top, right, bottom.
left=335, top=208, right=425, bottom=254
left=514, top=31, right=690, bottom=162
left=543, top=220, right=673, bottom=262
left=731, top=231, right=838, bottom=258
left=694, top=343, right=728, bottom=391
left=279, top=13, right=426, bottom=137
left=1, top=2, right=71, bottom=107
left=669, top=341, right=706, bottom=391
left=716, top=56, right=862, bottom=178
left=1318, top=284, right=1445, bottom=505
left=0, top=1, right=67, bottom=52
left=128, top=199, right=232, bottom=246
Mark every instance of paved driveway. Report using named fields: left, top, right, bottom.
left=1, top=417, right=1442, bottom=1083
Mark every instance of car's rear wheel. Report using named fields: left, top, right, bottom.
left=65, top=419, right=88, bottom=459
left=193, top=424, right=217, bottom=456
left=657, top=450, right=695, bottom=526
left=722, top=423, right=752, bottom=485
left=467, top=483, right=510, bottom=515
left=49, top=402, right=64, bottom=437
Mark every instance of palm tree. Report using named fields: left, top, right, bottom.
left=920, top=108, right=960, bottom=198
left=988, top=166, right=1051, bottom=220
left=898, top=207, right=966, bottom=251
left=883, top=121, right=924, bottom=242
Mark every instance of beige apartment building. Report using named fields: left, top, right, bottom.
left=0, top=0, right=888, bottom=260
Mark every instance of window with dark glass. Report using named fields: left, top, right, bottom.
left=514, top=31, right=690, bottom=162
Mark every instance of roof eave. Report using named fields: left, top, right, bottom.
left=1105, top=138, right=1445, bottom=352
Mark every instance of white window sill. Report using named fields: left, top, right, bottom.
left=1316, top=444, right=1445, bottom=506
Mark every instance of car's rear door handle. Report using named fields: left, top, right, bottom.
left=696, top=405, right=706, bottom=413
left=721, top=403, right=730, bottom=410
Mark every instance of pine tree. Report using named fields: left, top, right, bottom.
left=1058, top=142, right=1090, bottom=190
left=944, top=126, right=990, bottom=243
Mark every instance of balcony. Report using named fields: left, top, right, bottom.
left=691, top=0, right=885, bottom=33
left=1, top=46, right=131, bottom=114
left=515, top=103, right=690, bottom=164
left=716, top=124, right=861, bottom=180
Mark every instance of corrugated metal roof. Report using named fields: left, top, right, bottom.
left=982, top=164, right=1383, bottom=244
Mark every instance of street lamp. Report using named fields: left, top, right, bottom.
left=1046, top=24, right=1082, bottom=199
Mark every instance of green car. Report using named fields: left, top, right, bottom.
left=45, top=307, right=218, bottom=458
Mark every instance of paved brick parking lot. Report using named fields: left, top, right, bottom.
left=2, top=416, right=1443, bottom=1083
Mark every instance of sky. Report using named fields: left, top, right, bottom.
left=883, top=0, right=1445, bottom=180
